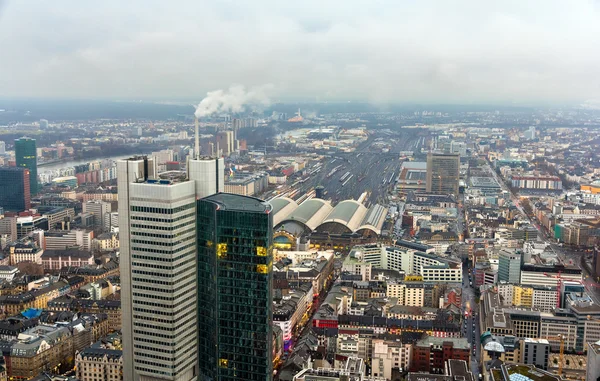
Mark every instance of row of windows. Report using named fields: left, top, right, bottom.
left=131, top=203, right=195, bottom=215
left=131, top=211, right=195, bottom=225
left=132, top=278, right=196, bottom=294
left=134, top=336, right=174, bottom=347
left=134, top=329, right=177, bottom=339
left=132, top=238, right=189, bottom=247
left=131, top=248, right=195, bottom=263
left=133, top=292, right=181, bottom=301
left=132, top=264, right=194, bottom=278
left=131, top=241, right=195, bottom=255
left=132, top=270, right=195, bottom=286
left=134, top=314, right=196, bottom=334
left=131, top=226, right=195, bottom=240
left=132, top=256, right=194, bottom=271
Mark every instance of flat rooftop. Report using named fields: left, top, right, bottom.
left=202, top=193, right=271, bottom=213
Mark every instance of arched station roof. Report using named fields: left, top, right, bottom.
left=277, top=198, right=333, bottom=231
left=270, top=197, right=298, bottom=227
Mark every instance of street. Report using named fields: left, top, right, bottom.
left=462, top=262, right=481, bottom=376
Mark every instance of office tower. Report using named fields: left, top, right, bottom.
left=0, top=141, right=5, bottom=154
left=197, top=193, right=273, bottom=381
left=15, top=137, right=38, bottom=195
left=525, top=126, right=536, bottom=140
left=216, top=131, right=235, bottom=156
left=118, top=156, right=198, bottom=381
left=0, top=167, right=31, bottom=212
left=83, top=200, right=112, bottom=232
left=187, top=156, right=225, bottom=199
left=425, top=152, right=460, bottom=195
left=498, top=249, right=522, bottom=284
left=39, top=119, right=48, bottom=129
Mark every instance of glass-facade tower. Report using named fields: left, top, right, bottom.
left=197, top=193, right=273, bottom=381
left=15, top=137, right=38, bottom=195
left=0, top=167, right=31, bottom=212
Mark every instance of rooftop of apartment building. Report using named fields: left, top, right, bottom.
left=415, top=335, right=469, bottom=350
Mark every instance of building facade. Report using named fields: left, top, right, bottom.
left=498, top=249, right=521, bottom=284
left=426, top=153, right=460, bottom=195
left=118, top=156, right=198, bottom=381
left=0, top=167, right=31, bottom=212
left=15, top=137, right=38, bottom=195
left=197, top=193, right=273, bottom=381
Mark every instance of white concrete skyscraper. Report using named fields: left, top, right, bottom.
left=187, top=156, right=225, bottom=199
left=118, top=156, right=199, bottom=381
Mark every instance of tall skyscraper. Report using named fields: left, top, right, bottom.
left=197, top=193, right=273, bottom=381
left=0, top=167, right=31, bottom=212
left=0, top=141, right=6, bottom=155
left=426, top=152, right=460, bottom=195
left=216, top=131, right=235, bottom=156
left=118, top=156, right=199, bottom=381
left=15, top=137, right=38, bottom=195
left=187, top=156, right=225, bottom=199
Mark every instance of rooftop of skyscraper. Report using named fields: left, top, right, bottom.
left=203, top=192, right=271, bottom=213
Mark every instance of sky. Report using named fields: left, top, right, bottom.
left=0, top=0, right=599, bottom=105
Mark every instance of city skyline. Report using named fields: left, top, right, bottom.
left=1, top=1, right=600, bottom=105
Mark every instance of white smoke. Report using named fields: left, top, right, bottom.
left=194, top=84, right=273, bottom=118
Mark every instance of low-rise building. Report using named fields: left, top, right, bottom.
left=75, top=347, right=123, bottom=381
left=41, top=249, right=94, bottom=271
left=92, top=233, right=119, bottom=252
left=411, top=336, right=470, bottom=373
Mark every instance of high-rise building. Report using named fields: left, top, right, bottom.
left=83, top=200, right=112, bottom=232
left=197, top=193, right=273, bottom=381
left=15, top=137, right=38, bottom=195
left=187, top=157, right=225, bottom=199
left=216, top=131, right=235, bottom=156
left=426, top=152, right=460, bottom=195
left=0, top=141, right=5, bottom=155
left=39, top=119, right=49, bottom=129
left=498, top=249, right=522, bottom=284
left=0, top=167, right=31, bottom=212
left=118, top=156, right=199, bottom=381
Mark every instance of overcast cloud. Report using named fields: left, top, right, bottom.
left=0, top=0, right=599, bottom=104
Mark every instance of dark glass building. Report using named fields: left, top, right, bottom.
left=197, top=193, right=273, bottom=381
left=0, top=167, right=31, bottom=212
left=15, top=137, right=38, bottom=195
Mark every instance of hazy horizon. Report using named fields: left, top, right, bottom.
left=1, top=1, right=600, bottom=105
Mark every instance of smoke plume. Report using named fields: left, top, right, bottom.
left=194, top=84, right=273, bottom=118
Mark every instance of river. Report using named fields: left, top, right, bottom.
left=38, top=155, right=133, bottom=172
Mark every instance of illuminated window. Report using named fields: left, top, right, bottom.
left=256, top=246, right=267, bottom=256
left=256, top=264, right=268, bottom=274
left=217, top=243, right=227, bottom=259
left=219, top=359, right=228, bottom=368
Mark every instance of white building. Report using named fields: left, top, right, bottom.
left=83, top=200, right=112, bottom=232
left=520, top=265, right=582, bottom=287
left=0, top=265, right=18, bottom=281
left=350, top=244, right=462, bottom=283
left=371, top=339, right=412, bottom=379
left=76, top=348, right=123, bottom=381
left=44, top=229, right=94, bottom=251
left=118, top=156, right=199, bottom=381
left=587, top=341, right=600, bottom=381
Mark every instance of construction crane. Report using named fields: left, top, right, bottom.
left=544, top=334, right=565, bottom=377
left=543, top=272, right=564, bottom=308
